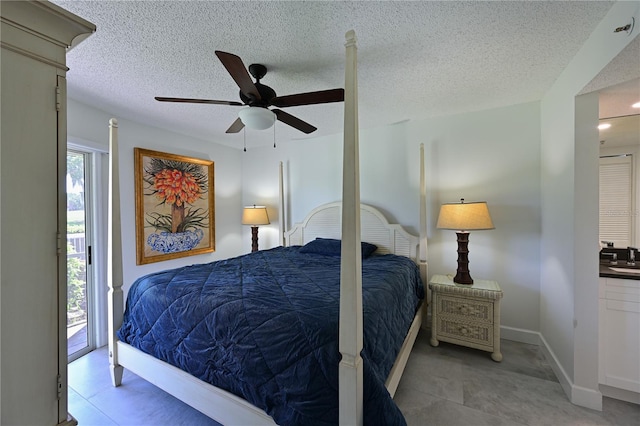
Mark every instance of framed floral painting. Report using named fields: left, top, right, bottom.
left=134, top=148, right=215, bottom=264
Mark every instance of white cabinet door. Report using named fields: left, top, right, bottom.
left=599, top=278, right=640, bottom=394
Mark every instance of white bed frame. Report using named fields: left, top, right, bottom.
left=107, top=30, right=428, bottom=426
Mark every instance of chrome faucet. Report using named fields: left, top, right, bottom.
left=601, top=252, right=618, bottom=265
left=628, top=247, right=637, bottom=266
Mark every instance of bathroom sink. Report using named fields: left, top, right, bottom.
left=609, top=266, right=640, bottom=274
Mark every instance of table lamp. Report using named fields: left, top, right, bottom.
left=242, top=205, right=270, bottom=252
left=436, top=198, right=494, bottom=284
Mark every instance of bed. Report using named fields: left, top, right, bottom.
left=107, top=30, right=429, bottom=425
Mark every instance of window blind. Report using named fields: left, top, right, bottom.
left=599, top=155, right=633, bottom=248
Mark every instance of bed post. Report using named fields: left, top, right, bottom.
left=419, top=144, right=429, bottom=295
left=279, top=161, right=286, bottom=246
left=107, top=118, right=124, bottom=386
left=339, top=29, right=363, bottom=426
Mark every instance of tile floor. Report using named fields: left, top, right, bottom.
left=393, top=332, right=639, bottom=426
left=69, top=330, right=639, bottom=425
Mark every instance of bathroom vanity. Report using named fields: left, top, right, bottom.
left=598, top=261, right=640, bottom=404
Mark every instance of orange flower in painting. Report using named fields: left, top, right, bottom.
left=154, top=169, right=201, bottom=207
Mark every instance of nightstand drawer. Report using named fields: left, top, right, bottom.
left=435, top=317, right=493, bottom=347
left=436, top=295, right=494, bottom=324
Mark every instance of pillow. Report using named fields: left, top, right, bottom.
left=299, top=238, right=378, bottom=258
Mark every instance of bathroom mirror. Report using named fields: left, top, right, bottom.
left=599, top=113, right=639, bottom=248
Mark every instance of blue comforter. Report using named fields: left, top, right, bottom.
left=118, top=246, right=423, bottom=425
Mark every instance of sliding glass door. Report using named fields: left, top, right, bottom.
left=67, top=150, right=95, bottom=361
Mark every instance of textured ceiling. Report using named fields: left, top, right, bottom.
left=53, top=1, right=630, bottom=149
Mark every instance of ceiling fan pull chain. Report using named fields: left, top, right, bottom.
left=243, top=128, right=247, bottom=152
left=273, top=123, right=276, bottom=149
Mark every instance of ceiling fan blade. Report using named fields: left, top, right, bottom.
left=214, top=51, right=261, bottom=101
left=155, top=96, right=243, bottom=106
left=270, top=88, right=344, bottom=108
left=273, top=109, right=317, bottom=134
left=225, top=117, right=245, bottom=133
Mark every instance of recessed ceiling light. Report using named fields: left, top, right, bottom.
left=632, top=101, right=640, bottom=108
left=598, top=123, right=611, bottom=130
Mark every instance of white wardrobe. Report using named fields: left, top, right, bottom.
left=1, top=2, right=94, bottom=424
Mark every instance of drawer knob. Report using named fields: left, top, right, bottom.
left=459, top=304, right=469, bottom=314
left=459, top=326, right=469, bottom=335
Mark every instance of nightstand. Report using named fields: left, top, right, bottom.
left=429, top=274, right=503, bottom=361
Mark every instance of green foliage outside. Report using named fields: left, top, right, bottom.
left=67, top=210, right=85, bottom=234
left=66, top=152, right=87, bottom=326
left=67, top=152, right=84, bottom=188
left=67, top=193, right=84, bottom=211
left=67, top=242, right=86, bottom=325
left=67, top=155, right=85, bottom=210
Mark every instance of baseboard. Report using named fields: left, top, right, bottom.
left=538, top=333, right=603, bottom=411
left=572, top=385, right=603, bottom=411
left=58, top=413, right=78, bottom=426
left=500, top=325, right=541, bottom=345
left=538, top=333, right=574, bottom=403
left=600, top=384, right=640, bottom=405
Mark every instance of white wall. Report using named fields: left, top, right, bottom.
left=241, top=101, right=542, bottom=335
left=574, top=92, right=601, bottom=402
left=67, top=99, right=245, bottom=294
left=540, top=0, right=640, bottom=409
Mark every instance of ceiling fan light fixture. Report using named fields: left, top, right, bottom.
left=238, top=107, right=276, bottom=130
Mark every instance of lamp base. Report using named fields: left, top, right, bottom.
left=251, top=226, right=259, bottom=252
left=453, top=271, right=473, bottom=285
left=454, top=231, right=473, bottom=285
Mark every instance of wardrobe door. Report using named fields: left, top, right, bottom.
left=0, top=2, right=94, bottom=424
left=1, top=44, right=60, bottom=426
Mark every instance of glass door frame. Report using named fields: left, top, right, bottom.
left=67, top=148, right=96, bottom=362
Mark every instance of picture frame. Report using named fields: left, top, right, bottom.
left=134, top=148, right=215, bottom=264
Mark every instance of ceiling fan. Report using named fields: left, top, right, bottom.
left=155, top=51, right=345, bottom=134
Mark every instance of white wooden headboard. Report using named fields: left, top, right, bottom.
left=284, top=202, right=420, bottom=261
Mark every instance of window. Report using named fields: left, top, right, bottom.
left=599, top=154, right=634, bottom=248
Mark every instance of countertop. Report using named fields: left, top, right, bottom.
left=599, top=262, right=640, bottom=280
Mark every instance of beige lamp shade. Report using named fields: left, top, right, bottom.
left=242, top=206, right=270, bottom=226
left=437, top=200, right=494, bottom=231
